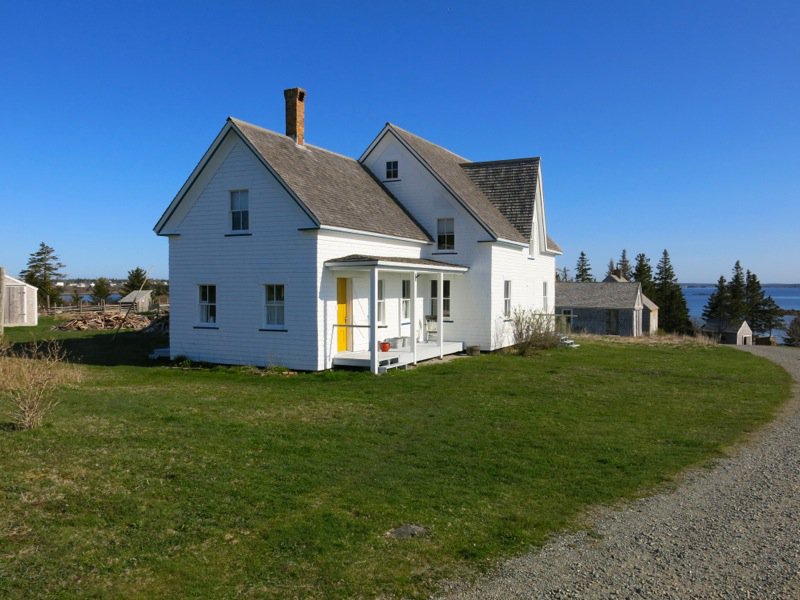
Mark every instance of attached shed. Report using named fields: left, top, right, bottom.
left=119, top=290, right=153, bottom=313
left=701, top=320, right=753, bottom=345
left=555, top=281, right=645, bottom=337
left=2, top=274, right=38, bottom=327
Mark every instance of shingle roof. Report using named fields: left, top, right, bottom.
left=231, top=118, right=431, bottom=242
left=555, top=282, right=643, bottom=309
left=119, top=290, right=152, bottom=303
left=387, top=124, right=528, bottom=243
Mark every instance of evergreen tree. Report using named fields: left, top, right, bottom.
left=122, top=267, right=148, bottom=295
left=618, top=249, right=632, bottom=281
left=726, top=260, right=746, bottom=320
left=20, top=242, right=66, bottom=307
left=575, top=251, right=594, bottom=282
left=654, top=249, right=691, bottom=333
left=632, top=253, right=656, bottom=300
left=91, top=277, right=112, bottom=304
left=745, top=270, right=783, bottom=334
left=556, top=266, right=570, bottom=282
left=152, top=280, right=169, bottom=299
left=605, top=258, right=616, bottom=279
left=702, top=276, right=731, bottom=328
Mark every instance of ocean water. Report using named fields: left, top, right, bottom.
left=682, top=285, right=800, bottom=339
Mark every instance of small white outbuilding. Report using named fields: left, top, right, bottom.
left=2, top=274, right=38, bottom=327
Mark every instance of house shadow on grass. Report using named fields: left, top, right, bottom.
left=10, top=332, right=169, bottom=368
left=59, top=332, right=169, bottom=367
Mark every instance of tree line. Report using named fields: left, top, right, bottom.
left=18, top=242, right=167, bottom=306
left=559, top=249, right=692, bottom=334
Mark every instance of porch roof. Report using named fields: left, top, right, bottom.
left=324, top=254, right=468, bottom=273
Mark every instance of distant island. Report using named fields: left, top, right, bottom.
left=682, top=283, right=800, bottom=288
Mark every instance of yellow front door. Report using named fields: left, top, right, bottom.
left=337, top=278, right=349, bottom=352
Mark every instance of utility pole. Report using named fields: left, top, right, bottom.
left=0, top=266, right=6, bottom=338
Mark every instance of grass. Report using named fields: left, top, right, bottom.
left=0, top=320, right=793, bottom=598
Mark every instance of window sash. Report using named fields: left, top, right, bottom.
left=543, top=281, right=549, bottom=312
left=265, top=284, right=285, bottom=326
left=230, top=190, right=249, bottom=231
left=437, top=218, right=454, bottom=250
left=377, top=279, right=385, bottom=324
left=504, top=280, right=511, bottom=317
left=199, top=285, right=216, bottom=323
left=430, top=279, right=451, bottom=318
left=385, top=160, right=398, bottom=179
left=401, top=279, right=411, bottom=320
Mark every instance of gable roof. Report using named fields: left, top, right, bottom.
left=376, top=124, right=561, bottom=252
left=701, top=319, right=751, bottom=334
left=155, top=118, right=431, bottom=242
left=381, top=124, right=529, bottom=244
left=119, top=290, right=152, bottom=303
left=555, top=282, right=643, bottom=309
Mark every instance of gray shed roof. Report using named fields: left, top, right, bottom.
left=556, top=282, right=643, bottom=309
left=119, top=290, right=152, bottom=303
left=701, top=320, right=751, bottom=334
left=230, top=118, right=431, bottom=242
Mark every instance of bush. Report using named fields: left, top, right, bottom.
left=510, top=307, right=561, bottom=355
left=785, top=317, right=800, bottom=346
left=0, top=340, right=81, bottom=430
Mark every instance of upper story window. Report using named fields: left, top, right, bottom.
left=504, top=280, right=511, bottom=318
left=385, top=160, right=398, bottom=180
left=199, top=284, right=217, bottom=324
left=230, top=190, right=249, bottom=231
left=265, top=284, right=285, bottom=327
left=437, top=218, right=454, bottom=250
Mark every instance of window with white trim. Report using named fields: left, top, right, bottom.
left=230, top=190, right=249, bottom=231
left=199, top=284, right=216, bottom=324
left=437, top=218, right=454, bottom=250
left=265, top=284, right=285, bottom=327
left=377, top=279, right=385, bottom=324
left=385, top=160, right=398, bottom=180
left=430, top=279, right=451, bottom=318
left=401, top=279, right=411, bottom=321
left=504, top=280, right=511, bottom=318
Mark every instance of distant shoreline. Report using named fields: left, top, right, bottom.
left=683, top=283, right=800, bottom=288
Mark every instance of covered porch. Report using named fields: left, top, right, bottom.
left=324, top=255, right=469, bottom=374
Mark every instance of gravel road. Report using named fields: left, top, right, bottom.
left=438, top=346, right=800, bottom=599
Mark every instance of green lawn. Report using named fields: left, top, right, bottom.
left=0, top=321, right=792, bottom=598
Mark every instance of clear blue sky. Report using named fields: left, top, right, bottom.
left=1, top=1, right=798, bottom=282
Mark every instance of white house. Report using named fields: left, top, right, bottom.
left=2, top=274, right=38, bottom=327
left=154, top=88, right=561, bottom=373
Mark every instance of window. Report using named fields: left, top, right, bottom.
left=265, top=284, right=285, bottom=326
left=377, top=279, right=385, bottom=324
left=430, top=279, right=451, bottom=318
left=543, top=281, right=549, bottom=313
left=385, top=160, right=398, bottom=180
left=401, top=279, right=411, bottom=321
left=230, top=190, right=249, bottom=231
left=199, top=285, right=216, bottom=324
left=562, top=308, right=573, bottom=327
left=504, top=280, right=511, bottom=318
left=437, top=218, right=454, bottom=250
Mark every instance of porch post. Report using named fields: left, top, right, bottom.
left=438, top=271, right=444, bottom=358
left=410, top=271, right=417, bottom=365
left=369, top=267, right=379, bottom=374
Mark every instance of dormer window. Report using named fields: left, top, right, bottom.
left=437, top=218, right=454, bottom=250
left=385, top=160, right=398, bottom=180
left=230, top=190, right=249, bottom=231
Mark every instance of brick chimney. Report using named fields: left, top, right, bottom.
left=284, top=87, right=306, bottom=145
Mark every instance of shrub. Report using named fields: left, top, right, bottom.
left=785, top=317, right=800, bottom=346
left=510, top=307, right=561, bottom=355
left=0, top=340, right=81, bottom=430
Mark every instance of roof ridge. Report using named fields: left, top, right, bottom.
left=461, top=157, right=540, bottom=168
left=386, top=122, right=471, bottom=162
left=229, top=116, right=359, bottom=163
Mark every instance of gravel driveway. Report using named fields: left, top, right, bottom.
left=438, top=346, right=800, bottom=599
